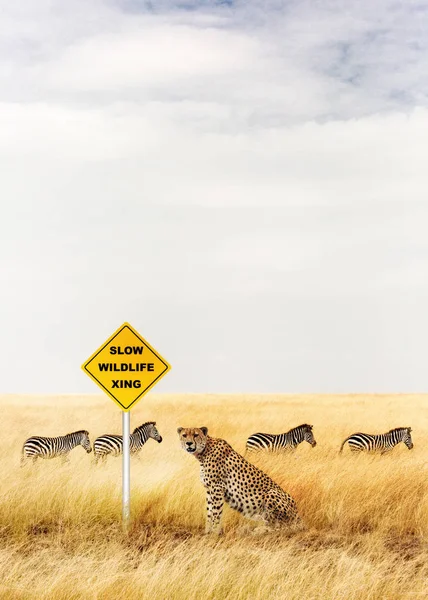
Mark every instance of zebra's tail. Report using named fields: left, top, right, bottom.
left=244, top=444, right=257, bottom=456
left=20, top=447, right=28, bottom=467
left=339, top=437, right=351, bottom=454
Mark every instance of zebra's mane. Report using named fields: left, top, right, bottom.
left=65, top=430, right=89, bottom=436
left=387, top=427, right=410, bottom=433
left=132, top=421, right=156, bottom=434
left=287, top=423, right=313, bottom=433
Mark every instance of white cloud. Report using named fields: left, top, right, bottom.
left=0, top=0, right=427, bottom=393
left=38, top=26, right=261, bottom=91
left=1, top=101, right=427, bottom=206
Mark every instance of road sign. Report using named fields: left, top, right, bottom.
left=82, top=322, right=171, bottom=411
left=82, top=322, right=171, bottom=531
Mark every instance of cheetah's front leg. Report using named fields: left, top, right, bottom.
left=205, top=486, right=225, bottom=534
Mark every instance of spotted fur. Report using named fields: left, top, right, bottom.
left=177, top=427, right=302, bottom=534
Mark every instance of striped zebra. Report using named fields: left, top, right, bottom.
left=339, top=427, right=413, bottom=454
left=246, top=424, right=316, bottom=453
left=21, top=430, right=92, bottom=465
left=93, top=421, right=162, bottom=463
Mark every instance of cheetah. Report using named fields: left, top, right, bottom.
left=177, top=427, right=302, bottom=534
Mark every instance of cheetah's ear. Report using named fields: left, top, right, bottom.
left=177, top=427, right=183, bottom=435
left=200, top=427, right=208, bottom=436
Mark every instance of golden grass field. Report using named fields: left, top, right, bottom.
left=1, top=393, right=427, bottom=600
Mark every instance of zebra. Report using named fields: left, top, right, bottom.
left=339, top=427, right=413, bottom=454
left=93, top=421, right=162, bottom=463
left=21, top=430, right=92, bottom=465
left=246, top=424, right=316, bottom=453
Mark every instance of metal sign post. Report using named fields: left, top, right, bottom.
left=122, top=411, right=130, bottom=531
left=82, top=322, right=171, bottom=531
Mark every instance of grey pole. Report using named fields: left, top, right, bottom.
left=122, top=411, right=131, bottom=531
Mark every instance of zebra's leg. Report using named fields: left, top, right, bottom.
left=245, top=446, right=259, bottom=456
left=245, top=446, right=258, bottom=457
left=95, top=453, right=107, bottom=465
left=93, top=450, right=104, bottom=465
left=290, top=448, right=299, bottom=461
left=61, top=453, right=70, bottom=465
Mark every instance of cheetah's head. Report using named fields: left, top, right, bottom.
left=177, top=427, right=208, bottom=455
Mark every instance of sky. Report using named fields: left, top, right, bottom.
left=1, top=0, right=427, bottom=394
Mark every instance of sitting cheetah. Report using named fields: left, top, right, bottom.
left=177, top=427, right=302, bottom=534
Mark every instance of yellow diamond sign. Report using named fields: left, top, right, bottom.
left=82, top=322, right=171, bottom=411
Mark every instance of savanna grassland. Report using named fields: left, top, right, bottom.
left=1, top=393, right=427, bottom=600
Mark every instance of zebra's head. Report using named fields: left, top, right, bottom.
left=303, top=424, right=317, bottom=447
left=134, top=422, right=163, bottom=444
left=80, top=430, right=92, bottom=453
left=402, top=427, right=413, bottom=449
left=147, top=422, right=163, bottom=444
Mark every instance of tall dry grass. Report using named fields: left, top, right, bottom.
left=0, top=393, right=427, bottom=599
